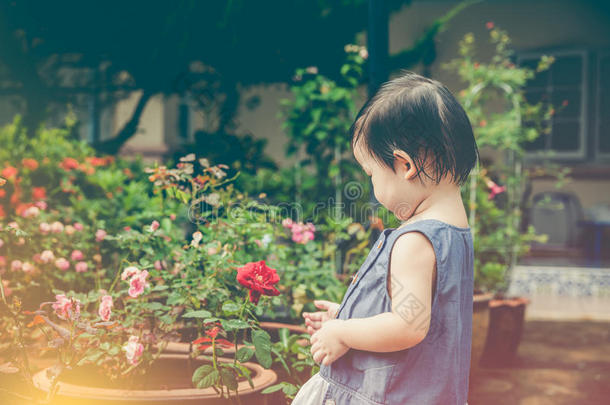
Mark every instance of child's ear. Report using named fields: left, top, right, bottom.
left=392, top=150, right=417, bottom=180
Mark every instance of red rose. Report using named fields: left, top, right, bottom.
left=486, top=21, right=494, bottom=30
left=236, top=260, right=280, bottom=304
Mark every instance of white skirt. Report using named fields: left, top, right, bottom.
left=291, top=372, right=330, bottom=405
left=291, top=372, right=469, bottom=405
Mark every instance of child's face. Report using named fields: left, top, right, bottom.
left=353, top=141, right=417, bottom=220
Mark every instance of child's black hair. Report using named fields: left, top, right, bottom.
left=351, top=70, right=478, bottom=185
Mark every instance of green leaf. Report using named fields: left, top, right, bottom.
left=262, top=384, right=284, bottom=394
left=192, top=364, right=214, bottom=384
left=221, top=302, right=240, bottom=314
left=236, top=346, right=255, bottom=362
left=252, top=329, right=272, bottom=368
left=222, top=319, right=249, bottom=331
left=282, top=383, right=299, bottom=396
left=182, top=310, right=212, bottom=319
left=220, top=367, right=238, bottom=391
left=197, top=369, right=219, bottom=389
left=279, top=328, right=289, bottom=348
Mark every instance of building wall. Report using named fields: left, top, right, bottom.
left=227, top=0, right=610, bottom=213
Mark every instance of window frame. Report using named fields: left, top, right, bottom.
left=517, top=49, right=589, bottom=162
left=594, top=50, right=610, bottom=161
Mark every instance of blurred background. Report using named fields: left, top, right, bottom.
left=1, top=1, right=609, bottom=404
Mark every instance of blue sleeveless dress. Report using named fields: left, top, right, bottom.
left=292, top=219, right=474, bottom=405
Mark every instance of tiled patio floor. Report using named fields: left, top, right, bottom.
left=469, top=320, right=610, bottom=405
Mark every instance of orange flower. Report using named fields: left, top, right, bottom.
left=59, top=157, right=79, bottom=171
left=1, top=166, right=18, bottom=180
left=22, top=158, right=39, bottom=170
left=32, top=187, right=46, bottom=200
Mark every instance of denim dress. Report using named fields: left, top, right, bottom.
left=292, top=219, right=474, bottom=405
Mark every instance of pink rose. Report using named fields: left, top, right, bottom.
left=8, top=222, right=18, bottom=229
left=64, top=225, right=75, bottom=235
left=291, top=232, right=304, bottom=244
left=55, top=258, right=70, bottom=271
left=11, top=260, right=23, bottom=271
left=150, top=220, right=160, bottom=232
left=0, top=256, right=6, bottom=268
left=75, top=262, right=88, bottom=273
left=22, top=206, right=40, bottom=218
left=71, top=250, right=84, bottom=261
left=52, top=294, right=81, bottom=320
left=303, top=230, right=314, bottom=242
left=34, top=201, right=47, bottom=210
left=73, top=223, right=84, bottom=231
left=22, top=262, right=35, bottom=274
left=154, top=260, right=163, bottom=270
left=40, top=250, right=55, bottom=263
left=282, top=218, right=293, bottom=228
left=95, top=229, right=107, bottom=242
left=121, top=266, right=140, bottom=281
left=50, top=221, right=64, bottom=233
left=169, top=213, right=176, bottom=220
left=128, top=270, right=149, bottom=298
left=123, top=336, right=144, bottom=365
left=98, top=295, right=113, bottom=321
left=39, top=222, right=51, bottom=234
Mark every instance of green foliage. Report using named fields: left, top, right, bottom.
left=280, top=46, right=366, bottom=205
left=445, top=25, right=559, bottom=292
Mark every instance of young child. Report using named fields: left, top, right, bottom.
left=292, top=71, right=478, bottom=405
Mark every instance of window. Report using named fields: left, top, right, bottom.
left=518, top=50, right=588, bottom=160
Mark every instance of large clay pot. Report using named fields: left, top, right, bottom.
left=470, top=293, right=492, bottom=376
left=480, top=296, right=529, bottom=366
left=259, top=321, right=307, bottom=341
left=163, top=322, right=308, bottom=355
left=32, top=354, right=277, bottom=405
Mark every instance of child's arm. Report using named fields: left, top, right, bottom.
left=310, top=232, right=436, bottom=365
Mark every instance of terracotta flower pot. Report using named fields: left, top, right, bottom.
left=480, top=296, right=529, bottom=367
left=32, top=354, right=277, bottom=405
left=470, top=293, right=492, bottom=376
left=161, top=341, right=241, bottom=355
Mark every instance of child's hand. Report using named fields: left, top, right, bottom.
left=310, top=319, right=349, bottom=366
left=302, top=300, right=339, bottom=335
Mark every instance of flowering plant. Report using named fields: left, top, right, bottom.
left=444, top=24, right=560, bottom=292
